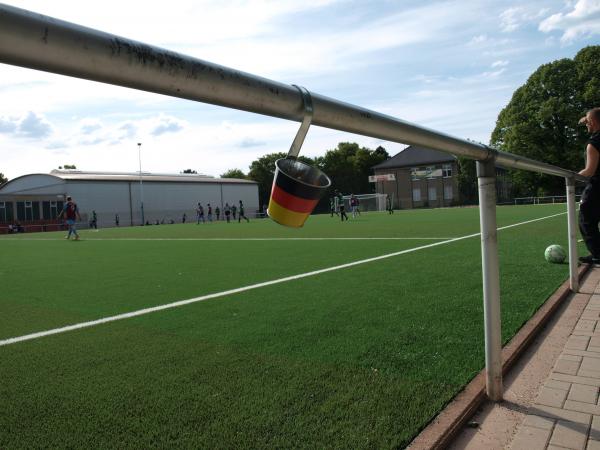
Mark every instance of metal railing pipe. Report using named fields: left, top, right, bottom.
left=0, top=4, right=587, bottom=182
left=477, top=159, right=503, bottom=401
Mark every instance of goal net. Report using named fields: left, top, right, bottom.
left=335, top=193, right=390, bottom=212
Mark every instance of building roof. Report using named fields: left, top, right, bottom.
left=47, top=170, right=256, bottom=184
left=372, top=145, right=456, bottom=170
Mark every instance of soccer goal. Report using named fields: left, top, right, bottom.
left=336, top=193, right=390, bottom=212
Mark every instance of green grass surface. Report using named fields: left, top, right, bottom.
left=0, top=205, right=582, bottom=448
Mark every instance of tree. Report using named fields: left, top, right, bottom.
left=59, top=164, right=77, bottom=170
left=490, top=45, right=600, bottom=196
left=181, top=169, right=198, bottom=174
left=247, top=153, right=314, bottom=208
left=314, top=142, right=389, bottom=194
left=220, top=169, right=247, bottom=179
left=0, top=173, right=7, bottom=185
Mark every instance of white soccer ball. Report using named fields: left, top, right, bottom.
left=545, top=244, right=566, bottom=264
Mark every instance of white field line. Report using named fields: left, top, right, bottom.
left=1, top=237, right=455, bottom=241
left=0, top=211, right=566, bottom=347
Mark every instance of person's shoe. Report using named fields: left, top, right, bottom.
left=74, top=235, right=80, bottom=241
left=579, top=255, right=600, bottom=265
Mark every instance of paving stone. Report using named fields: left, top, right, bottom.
left=582, top=310, right=600, bottom=319
left=564, top=399, right=600, bottom=415
left=590, top=415, right=600, bottom=440
left=576, top=319, right=598, bottom=332
left=555, top=358, right=582, bottom=376
left=552, top=372, right=600, bottom=388
left=568, top=383, right=598, bottom=404
left=566, top=335, right=591, bottom=351
left=564, top=349, right=600, bottom=359
left=531, top=403, right=591, bottom=424
left=522, top=414, right=555, bottom=430
left=582, top=357, right=600, bottom=372
left=510, top=425, right=552, bottom=450
left=546, top=379, right=572, bottom=391
left=587, top=439, right=600, bottom=450
left=538, top=386, right=569, bottom=408
left=590, top=337, right=600, bottom=348
left=589, top=345, right=600, bottom=353
left=549, top=419, right=589, bottom=449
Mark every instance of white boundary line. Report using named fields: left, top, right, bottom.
left=1, top=237, right=455, bottom=241
left=0, top=211, right=566, bottom=347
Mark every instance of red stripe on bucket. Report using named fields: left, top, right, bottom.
left=271, top=184, right=319, bottom=213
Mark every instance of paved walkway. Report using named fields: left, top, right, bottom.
left=451, top=268, right=600, bottom=450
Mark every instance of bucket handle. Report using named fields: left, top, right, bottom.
left=287, top=85, right=313, bottom=159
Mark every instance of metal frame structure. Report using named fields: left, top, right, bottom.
left=0, top=3, right=587, bottom=401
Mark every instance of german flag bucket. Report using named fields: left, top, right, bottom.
left=268, top=158, right=331, bottom=228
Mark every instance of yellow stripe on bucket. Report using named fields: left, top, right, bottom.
left=267, top=197, right=310, bottom=228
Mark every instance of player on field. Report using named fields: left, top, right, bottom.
left=196, top=203, right=205, bottom=224
left=57, top=195, right=82, bottom=240
left=238, top=200, right=250, bottom=223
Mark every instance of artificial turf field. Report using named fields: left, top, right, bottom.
left=0, top=204, right=583, bottom=449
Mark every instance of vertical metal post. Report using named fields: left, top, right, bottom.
left=566, top=177, right=579, bottom=292
left=138, top=142, right=145, bottom=225
left=477, top=158, right=503, bottom=401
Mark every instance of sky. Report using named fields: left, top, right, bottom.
left=1, top=0, right=599, bottom=180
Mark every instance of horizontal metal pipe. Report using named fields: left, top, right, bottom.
left=0, top=3, right=586, bottom=182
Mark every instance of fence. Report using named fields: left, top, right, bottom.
left=0, top=3, right=587, bottom=401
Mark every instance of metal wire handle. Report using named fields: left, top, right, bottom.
left=287, top=85, right=313, bottom=159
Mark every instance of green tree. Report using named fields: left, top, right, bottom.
left=247, top=153, right=314, bottom=208
left=220, top=169, right=247, bottom=179
left=456, top=157, right=477, bottom=204
left=0, top=172, right=7, bottom=185
left=491, top=45, right=600, bottom=196
left=181, top=169, right=198, bottom=174
left=314, top=142, right=389, bottom=194
left=59, top=164, right=77, bottom=170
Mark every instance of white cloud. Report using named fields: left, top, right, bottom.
left=500, top=5, right=553, bottom=32
left=539, top=0, right=600, bottom=43
left=151, top=116, right=186, bottom=136
left=0, top=111, right=53, bottom=138
left=491, top=60, right=509, bottom=68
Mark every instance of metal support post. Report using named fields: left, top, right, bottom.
left=566, top=177, right=579, bottom=292
left=477, top=158, right=502, bottom=401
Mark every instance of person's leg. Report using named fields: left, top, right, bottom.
left=579, top=184, right=600, bottom=259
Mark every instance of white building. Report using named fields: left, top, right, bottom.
left=0, top=170, right=259, bottom=229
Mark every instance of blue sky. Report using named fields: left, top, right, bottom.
left=1, top=0, right=599, bottom=180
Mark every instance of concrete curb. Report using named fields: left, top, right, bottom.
left=408, top=264, right=591, bottom=450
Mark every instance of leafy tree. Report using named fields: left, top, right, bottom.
left=491, top=45, right=600, bottom=196
left=247, top=153, right=314, bottom=208
left=181, top=169, right=198, bottom=174
left=0, top=172, right=7, bottom=185
left=456, top=157, right=477, bottom=204
left=314, top=142, right=389, bottom=194
left=220, top=169, right=247, bottom=179
left=59, top=164, right=77, bottom=170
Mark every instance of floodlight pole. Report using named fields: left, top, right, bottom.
left=566, top=177, right=579, bottom=292
left=138, top=142, right=145, bottom=226
left=477, top=157, right=502, bottom=401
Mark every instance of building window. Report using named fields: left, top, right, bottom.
left=0, top=202, right=13, bottom=223
left=428, top=187, right=437, bottom=201
left=412, top=187, right=421, bottom=202
left=443, top=164, right=452, bottom=178
left=444, top=184, right=453, bottom=200
left=411, top=167, right=419, bottom=181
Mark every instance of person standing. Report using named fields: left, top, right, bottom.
left=238, top=200, right=250, bottom=223
left=207, top=203, right=213, bottom=222
left=196, top=203, right=205, bottom=224
left=57, top=195, right=82, bottom=240
left=224, top=203, right=231, bottom=223
left=329, top=195, right=338, bottom=217
left=231, top=204, right=237, bottom=221
left=182, top=213, right=187, bottom=223
left=336, top=190, right=348, bottom=221
left=215, top=206, right=221, bottom=221
left=90, top=210, right=98, bottom=229
left=386, top=195, right=394, bottom=214
left=578, top=107, right=600, bottom=264
left=115, top=213, right=120, bottom=226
